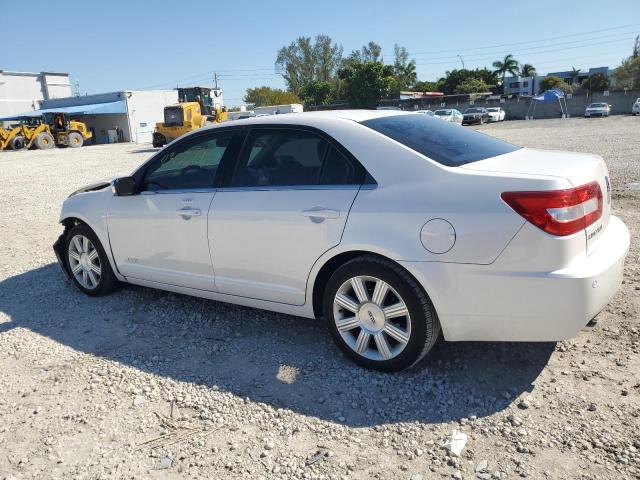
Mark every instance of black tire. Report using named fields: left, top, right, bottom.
left=152, top=133, right=166, bottom=148
left=323, top=255, right=440, bottom=372
left=10, top=135, right=26, bottom=150
left=63, top=224, right=118, bottom=296
left=67, top=132, right=84, bottom=148
left=34, top=132, right=55, bottom=150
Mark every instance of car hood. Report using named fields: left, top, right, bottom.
left=68, top=178, right=114, bottom=197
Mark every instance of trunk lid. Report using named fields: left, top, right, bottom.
left=462, top=148, right=611, bottom=254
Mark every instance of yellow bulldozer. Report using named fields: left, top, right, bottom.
left=0, top=113, right=92, bottom=150
left=152, top=86, right=227, bottom=147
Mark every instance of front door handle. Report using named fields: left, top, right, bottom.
left=176, top=208, right=201, bottom=217
left=301, top=207, right=340, bottom=222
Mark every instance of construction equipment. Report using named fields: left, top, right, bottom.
left=152, top=86, right=228, bottom=147
left=0, top=126, right=25, bottom=150
left=0, top=117, right=51, bottom=150
left=42, top=112, right=92, bottom=148
left=0, top=113, right=92, bottom=150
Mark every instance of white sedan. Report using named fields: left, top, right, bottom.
left=486, top=107, right=506, bottom=122
left=433, top=109, right=463, bottom=123
left=54, top=111, right=630, bottom=372
left=632, top=98, right=640, bottom=115
left=584, top=102, right=610, bottom=117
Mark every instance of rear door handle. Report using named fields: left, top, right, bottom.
left=301, top=207, right=340, bottom=221
left=176, top=208, right=201, bottom=217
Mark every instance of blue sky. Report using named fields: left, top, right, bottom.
left=1, top=0, right=639, bottom=106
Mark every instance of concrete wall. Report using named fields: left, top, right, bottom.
left=125, top=90, right=178, bottom=144
left=396, top=90, right=640, bottom=120
left=0, top=71, right=71, bottom=118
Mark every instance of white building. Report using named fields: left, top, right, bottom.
left=503, top=75, right=545, bottom=96
left=2, top=90, right=178, bottom=144
left=0, top=70, right=71, bottom=118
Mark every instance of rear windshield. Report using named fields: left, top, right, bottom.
left=361, top=114, right=520, bottom=167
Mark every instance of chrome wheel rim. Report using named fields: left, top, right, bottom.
left=68, top=234, right=101, bottom=290
left=333, top=276, right=411, bottom=361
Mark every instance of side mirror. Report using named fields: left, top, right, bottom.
left=113, top=176, right=136, bottom=196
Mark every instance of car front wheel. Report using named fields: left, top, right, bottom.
left=64, top=224, right=118, bottom=296
left=323, top=256, right=440, bottom=372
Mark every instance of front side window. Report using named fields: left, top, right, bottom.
left=231, top=129, right=363, bottom=187
left=142, top=131, right=234, bottom=191
left=361, top=114, right=520, bottom=167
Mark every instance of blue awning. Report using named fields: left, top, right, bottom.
left=0, top=100, right=127, bottom=120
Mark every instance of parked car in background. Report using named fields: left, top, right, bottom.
left=584, top=103, right=610, bottom=118
left=54, top=111, right=630, bottom=372
left=462, top=107, right=490, bottom=125
left=433, top=109, right=463, bottom=124
left=415, top=110, right=434, bottom=116
left=486, top=107, right=506, bottom=122
left=632, top=98, right=640, bottom=115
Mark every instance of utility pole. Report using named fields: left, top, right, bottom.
left=74, top=79, right=80, bottom=97
left=214, top=73, right=219, bottom=89
left=457, top=55, right=465, bottom=69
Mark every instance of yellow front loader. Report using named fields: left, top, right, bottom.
left=152, top=86, right=227, bottom=147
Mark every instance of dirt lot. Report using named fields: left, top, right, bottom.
left=0, top=116, right=638, bottom=480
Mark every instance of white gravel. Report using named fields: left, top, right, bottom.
left=0, top=117, right=638, bottom=480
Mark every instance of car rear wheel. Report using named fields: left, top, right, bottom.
left=64, top=224, right=118, bottom=296
left=323, top=256, right=440, bottom=372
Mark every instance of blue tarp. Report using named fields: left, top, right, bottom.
left=0, top=100, right=127, bottom=120
left=532, top=89, right=565, bottom=103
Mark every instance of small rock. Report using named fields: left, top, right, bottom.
left=518, top=399, right=531, bottom=410
left=476, top=459, right=489, bottom=472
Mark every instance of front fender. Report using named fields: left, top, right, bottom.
left=58, top=189, right=124, bottom=281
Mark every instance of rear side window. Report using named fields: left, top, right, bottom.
left=361, top=114, right=519, bottom=167
left=231, top=129, right=364, bottom=187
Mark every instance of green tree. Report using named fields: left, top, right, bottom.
left=275, top=35, right=343, bottom=94
left=568, top=67, right=581, bottom=85
left=520, top=64, right=537, bottom=77
left=338, top=61, right=396, bottom=108
left=414, top=80, right=443, bottom=92
left=492, top=54, right=520, bottom=85
left=633, top=34, right=639, bottom=58
left=393, top=44, right=417, bottom=88
left=614, top=56, right=640, bottom=89
left=349, top=41, right=382, bottom=62
left=244, top=86, right=301, bottom=107
left=582, top=72, right=610, bottom=92
left=298, top=80, right=336, bottom=107
left=538, top=76, right=572, bottom=94
left=438, top=68, right=498, bottom=94
left=454, top=78, right=492, bottom=94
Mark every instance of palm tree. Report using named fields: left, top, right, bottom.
left=569, top=67, right=581, bottom=86
left=520, top=64, right=536, bottom=77
left=492, top=54, right=520, bottom=85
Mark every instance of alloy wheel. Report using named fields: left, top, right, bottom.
left=333, top=275, right=411, bottom=361
left=68, top=234, right=101, bottom=289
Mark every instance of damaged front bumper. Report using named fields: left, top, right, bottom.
left=53, top=232, right=71, bottom=281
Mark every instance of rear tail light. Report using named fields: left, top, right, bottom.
left=501, top=181, right=603, bottom=236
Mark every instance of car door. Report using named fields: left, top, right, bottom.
left=107, top=129, right=240, bottom=290
left=208, top=126, right=366, bottom=305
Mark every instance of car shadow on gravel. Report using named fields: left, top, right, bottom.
left=0, top=264, right=555, bottom=427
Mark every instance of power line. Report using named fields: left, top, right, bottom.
left=410, top=23, right=640, bottom=56
left=412, top=30, right=638, bottom=61
left=414, top=37, right=634, bottom=66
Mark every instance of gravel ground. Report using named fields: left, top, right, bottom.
left=0, top=116, right=638, bottom=480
